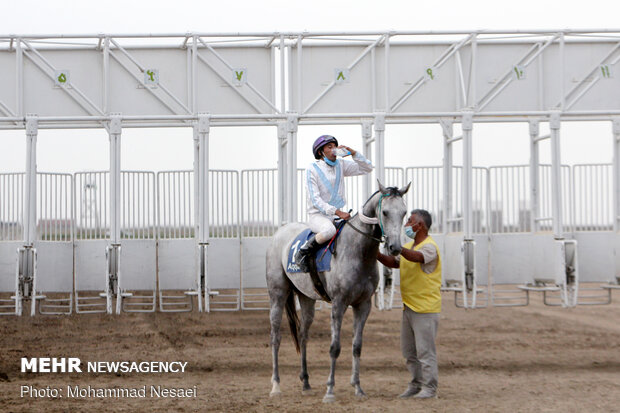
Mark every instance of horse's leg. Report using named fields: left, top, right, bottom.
left=351, top=299, right=371, bottom=398
left=323, top=299, right=346, bottom=403
left=297, top=294, right=316, bottom=394
left=267, top=267, right=289, bottom=397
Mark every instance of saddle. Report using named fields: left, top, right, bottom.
left=287, top=219, right=347, bottom=302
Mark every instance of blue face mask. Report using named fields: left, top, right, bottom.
left=404, top=225, right=416, bottom=239
left=323, top=156, right=338, bottom=167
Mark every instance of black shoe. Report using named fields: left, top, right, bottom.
left=295, top=235, right=321, bottom=273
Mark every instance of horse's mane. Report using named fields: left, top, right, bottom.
left=384, top=186, right=401, bottom=196
left=361, top=187, right=401, bottom=208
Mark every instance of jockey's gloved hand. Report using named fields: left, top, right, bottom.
left=335, top=209, right=351, bottom=220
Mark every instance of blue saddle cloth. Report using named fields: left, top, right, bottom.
left=286, top=228, right=337, bottom=273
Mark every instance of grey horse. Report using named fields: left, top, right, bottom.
left=266, top=181, right=410, bottom=402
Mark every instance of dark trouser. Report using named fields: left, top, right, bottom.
left=401, top=306, right=439, bottom=392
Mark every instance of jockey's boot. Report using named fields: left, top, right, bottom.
left=295, top=235, right=321, bottom=273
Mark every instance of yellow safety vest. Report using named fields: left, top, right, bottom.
left=399, top=236, right=442, bottom=313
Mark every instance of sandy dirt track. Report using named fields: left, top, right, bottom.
left=1, top=292, right=619, bottom=412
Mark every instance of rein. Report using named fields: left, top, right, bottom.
left=345, top=217, right=383, bottom=243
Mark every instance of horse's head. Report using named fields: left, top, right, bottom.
left=377, top=180, right=410, bottom=256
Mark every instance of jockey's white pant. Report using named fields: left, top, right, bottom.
left=308, top=213, right=337, bottom=244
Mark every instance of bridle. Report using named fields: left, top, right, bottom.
left=344, top=191, right=394, bottom=243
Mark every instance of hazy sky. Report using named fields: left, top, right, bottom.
left=0, top=0, right=618, bottom=173
left=4, top=0, right=618, bottom=34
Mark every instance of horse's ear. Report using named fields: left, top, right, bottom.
left=398, top=182, right=411, bottom=196
left=377, top=180, right=388, bottom=195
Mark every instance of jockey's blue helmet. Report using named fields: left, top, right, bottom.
left=312, top=135, right=338, bottom=159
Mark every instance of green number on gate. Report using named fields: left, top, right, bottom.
left=513, top=66, right=525, bottom=80
left=426, top=68, right=434, bottom=80
left=57, top=73, right=67, bottom=83
left=601, top=65, right=611, bottom=78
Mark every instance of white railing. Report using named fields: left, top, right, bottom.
left=1, top=164, right=617, bottom=314
left=209, top=170, right=240, bottom=238
left=489, top=165, right=531, bottom=233
left=0, top=173, right=24, bottom=241
left=406, top=166, right=443, bottom=233
left=572, top=163, right=613, bottom=231
left=241, top=169, right=279, bottom=237
left=384, top=167, right=405, bottom=189
left=344, top=175, right=365, bottom=213
left=37, top=173, right=73, bottom=242
left=74, top=171, right=110, bottom=240
left=157, top=170, right=194, bottom=239
left=120, top=171, right=156, bottom=240
left=539, top=165, right=572, bottom=233
left=158, top=170, right=240, bottom=239
left=489, top=164, right=572, bottom=234
left=2, top=164, right=614, bottom=241
left=297, top=168, right=306, bottom=221
left=405, top=166, right=487, bottom=234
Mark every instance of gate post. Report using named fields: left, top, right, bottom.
left=24, top=115, right=37, bottom=248
left=277, top=121, right=288, bottom=225
left=612, top=118, right=620, bottom=286
left=365, top=118, right=387, bottom=310
left=549, top=111, right=563, bottom=240
left=440, top=119, right=453, bottom=235
left=195, top=114, right=210, bottom=312
left=613, top=118, right=620, bottom=233
left=373, top=113, right=386, bottom=188
left=361, top=120, right=373, bottom=200
left=107, top=114, right=122, bottom=314
left=462, top=112, right=474, bottom=241
left=550, top=112, right=578, bottom=306
left=529, top=120, right=540, bottom=233
left=16, top=115, right=38, bottom=316
left=461, top=111, right=477, bottom=309
left=286, top=114, right=299, bottom=223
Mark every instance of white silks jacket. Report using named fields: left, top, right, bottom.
left=305, top=153, right=374, bottom=218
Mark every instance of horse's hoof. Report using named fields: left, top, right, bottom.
left=322, top=394, right=336, bottom=403
left=354, top=384, right=367, bottom=399
left=270, top=381, right=282, bottom=397
left=301, top=389, right=314, bottom=396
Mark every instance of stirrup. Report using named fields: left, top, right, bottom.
left=295, top=249, right=314, bottom=273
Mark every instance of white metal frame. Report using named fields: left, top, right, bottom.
left=2, top=30, right=620, bottom=314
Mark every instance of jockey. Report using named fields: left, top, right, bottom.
left=294, top=134, right=373, bottom=272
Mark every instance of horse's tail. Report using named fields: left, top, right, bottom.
left=285, top=289, right=301, bottom=354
